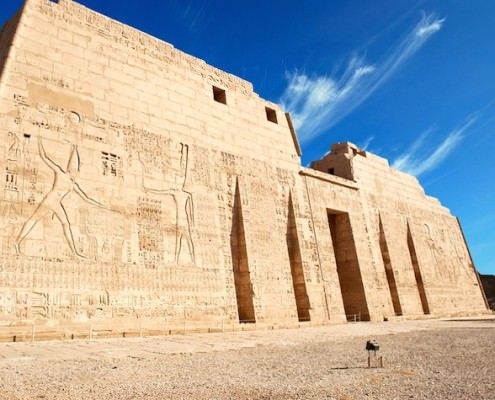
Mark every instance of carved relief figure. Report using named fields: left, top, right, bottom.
left=77, top=207, right=128, bottom=263
left=15, top=137, right=106, bottom=258
left=139, top=143, right=195, bottom=264
left=424, top=223, right=439, bottom=269
left=448, top=229, right=475, bottom=282
left=78, top=207, right=98, bottom=260
left=424, top=223, right=456, bottom=283
left=6, top=132, right=21, bottom=166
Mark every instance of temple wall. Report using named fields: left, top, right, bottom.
left=312, top=143, right=487, bottom=317
left=0, top=0, right=307, bottom=329
left=0, top=0, right=487, bottom=337
left=354, top=152, right=486, bottom=315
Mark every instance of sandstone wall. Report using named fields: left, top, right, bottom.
left=0, top=0, right=317, bottom=331
left=0, top=0, right=488, bottom=336
left=312, top=143, right=488, bottom=318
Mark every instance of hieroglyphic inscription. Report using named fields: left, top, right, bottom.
left=35, top=0, right=252, bottom=94
left=22, top=134, right=39, bottom=207
left=2, top=132, right=20, bottom=213
left=137, top=196, right=164, bottom=268
left=4, top=132, right=19, bottom=191
left=101, top=151, right=122, bottom=178
left=0, top=0, right=486, bottom=330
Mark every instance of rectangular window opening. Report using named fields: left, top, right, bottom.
left=265, top=107, right=278, bottom=124
left=212, top=86, right=227, bottom=104
left=328, top=168, right=335, bottom=175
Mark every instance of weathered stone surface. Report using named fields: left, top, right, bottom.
left=0, top=0, right=488, bottom=337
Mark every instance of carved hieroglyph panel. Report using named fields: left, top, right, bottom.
left=0, top=92, right=238, bottom=321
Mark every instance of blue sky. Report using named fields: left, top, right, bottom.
left=1, top=1, right=494, bottom=274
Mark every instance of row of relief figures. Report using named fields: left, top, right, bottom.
left=0, top=130, right=196, bottom=266
left=370, top=211, right=476, bottom=286
left=0, top=289, right=229, bottom=320
left=0, top=126, right=474, bottom=285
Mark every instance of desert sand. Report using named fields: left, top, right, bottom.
left=0, top=318, right=493, bottom=399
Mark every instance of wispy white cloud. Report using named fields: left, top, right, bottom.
left=392, top=127, right=434, bottom=172
left=416, top=17, right=445, bottom=37
left=392, top=116, right=477, bottom=176
left=167, top=0, right=209, bottom=34
left=280, top=13, right=445, bottom=143
left=182, top=4, right=206, bottom=31
left=359, top=135, right=375, bottom=151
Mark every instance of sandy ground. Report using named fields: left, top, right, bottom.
left=0, top=318, right=493, bottom=399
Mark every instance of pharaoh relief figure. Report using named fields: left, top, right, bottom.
left=448, top=227, right=476, bottom=283
left=424, top=223, right=456, bottom=283
left=14, top=137, right=106, bottom=258
left=139, top=143, right=195, bottom=264
left=424, top=224, right=441, bottom=277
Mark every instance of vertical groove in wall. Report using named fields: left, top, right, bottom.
left=286, top=192, right=311, bottom=322
left=230, top=179, right=256, bottom=323
left=303, top=176, right=331, bottom=320
left=406, top=222, right=430, bottom=315
left=328, top=211, right=370, bottom=321
left=378, top=215, right=403, bottom=316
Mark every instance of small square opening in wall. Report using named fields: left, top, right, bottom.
left=212, top=86, right=227, bottom=104
left=265, top=107, right=278, bottom=124
left=328, top=168, right=335, bottom=175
